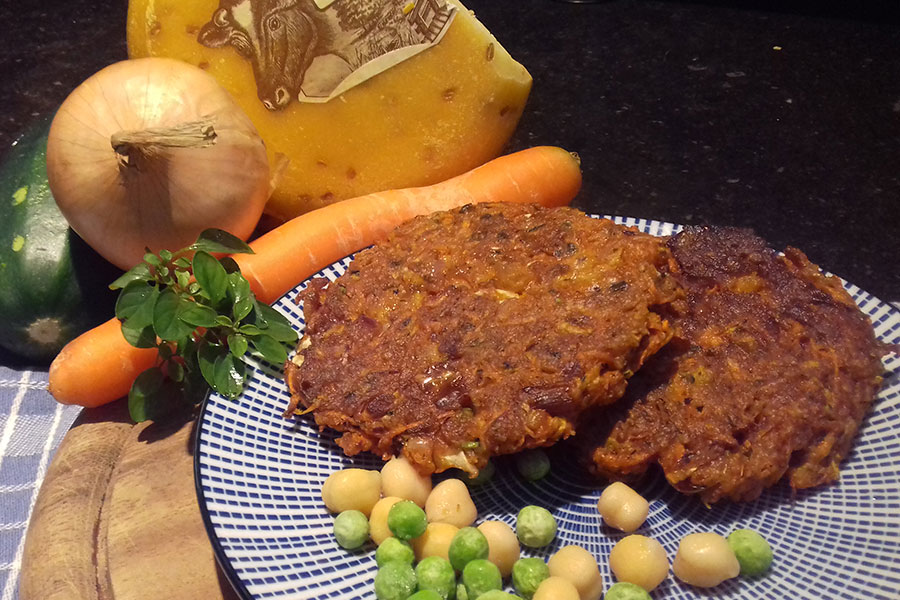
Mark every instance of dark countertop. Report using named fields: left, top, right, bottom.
left=2, top=0, right=898, bottom=303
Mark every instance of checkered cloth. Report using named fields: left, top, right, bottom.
left=0, top=367, right=80, bottom=600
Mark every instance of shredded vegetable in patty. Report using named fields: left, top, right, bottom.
left=286, top=202, right=684, bottom=475
left=584, top=226, right=889, bottom=503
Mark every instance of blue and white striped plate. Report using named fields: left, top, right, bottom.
left=195, top=216, right=900, bottom=600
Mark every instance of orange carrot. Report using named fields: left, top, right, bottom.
left=48, top=146, right=581, bottom=407
left=48, top=319, right=157, bottom=407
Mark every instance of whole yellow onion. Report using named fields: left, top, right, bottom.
left=47, top=57, right=271, bottom=270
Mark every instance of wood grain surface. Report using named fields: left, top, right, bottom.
left=19, top=401, right=238, bottom=600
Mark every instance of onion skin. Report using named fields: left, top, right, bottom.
left=47, top=57, right=270, bottom=270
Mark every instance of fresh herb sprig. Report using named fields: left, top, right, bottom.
left=109, top=229, right=298, bottom=422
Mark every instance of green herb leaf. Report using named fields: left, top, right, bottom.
left=158, top=343, right=174, bottom=361
left=118, top=284, right=159, bottom=348
left=215, top=315, right=234, bottom=327
left=178, top=302, right=219, bottom=328
left=112, top=232, right=291, bottom=423
left=213, top=353, right=246, bottom=398
left=110, top=263, right=152, bottom=290
left=167, top=360, right=185, bottom=383
left=219, top=256, right=241, bottom=274
left=191, top=229, right=254, bottom=255
left=228, top=333, right=249, bottom=358
left=121, top=320, right=157, bottom=348
left=228, top=272, right=254, bottom=321
left=239, top=324, right=263, bottom=336
left=175, top=269, right=191, bottom=290
left=265, top=321, right=298, bottom=343
left=254, top=302, right=298, bottom=342
left=245, top=303, right=267, bottom=328
left=193, top=251, right=228, bottom=303
left=153, top=288, right=195, bottom=341
left=115, top=282, right=157, bottom=321
left=251, top=334, right=289, bottom=365
left=175, top=336, right=196, bottom=357
left=197, top=342, right=226, bottom=390
left=128, top=367, right=165, bottom=422
left=179, top=350, right=204, bottom=398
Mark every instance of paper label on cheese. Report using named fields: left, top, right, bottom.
left=198, top=0, right=457, bottom=108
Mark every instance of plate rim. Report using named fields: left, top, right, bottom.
left=193, top=393, right=256, bottom=600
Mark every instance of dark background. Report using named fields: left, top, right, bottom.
left=1, top=0, right=898, bottom=301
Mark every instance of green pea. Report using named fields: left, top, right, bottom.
left=728, top=529, right=774, bottom=576
left=511, top=557, right=550, bottom=599
left=478, top=592, right=524, bottom=600
left=388, top=500, right=428, bottom=540
left=333, top=510, right=369, bottom=550
left=415, top=556, right=457, bottom=600
left=408, top=591, right=443, bottom=600
left=448, top=526, right=490, bottom=571
left=462, top=558, right=502, bottom=599
left=463, top=460, right=495, bottom=487
left=515, top=505, right=557, bottom=548
left=375, top=537, right=415, bottom=567
left=515, top=449, right=550, bottom=481
left=374, top=561, right=417, bottom=600
left=604, top=582, right=651, bottom=600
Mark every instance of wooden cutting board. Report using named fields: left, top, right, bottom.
left=19, top=400, right=238, bottom=600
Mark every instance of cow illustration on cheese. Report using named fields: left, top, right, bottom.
left=198, top=0, right=456, bottom=107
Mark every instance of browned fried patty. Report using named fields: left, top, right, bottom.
left=285, top=203, right=684, bottom=475
left=584, top=226, right=887, bottom=503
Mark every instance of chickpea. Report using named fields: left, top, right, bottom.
left=672, top=532, right=740, bottom=588
left=412, top=521, right=460, bottom=562
left=369, top=496, right=404, bottom=545
left=608, top=534, right=669, bottom=591
left=477, top=520, right=521, bottom=578
left=381, top=456, right=432, bottom=507
left=548, top=545, right=604, bottom=600
left=426, top=478, right=478, bottom=528
left=321, top=468, right=382, bottom=516
left=533, top=576, right=581, bottom=600
left=596, top=482, right=649, bottom=533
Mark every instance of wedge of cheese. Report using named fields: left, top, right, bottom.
left=127, top=0, right=532, bottom=221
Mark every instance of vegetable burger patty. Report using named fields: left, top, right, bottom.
left=285, top=203, right=685, bottom=475
left=582, top=226, right=888, bottom=503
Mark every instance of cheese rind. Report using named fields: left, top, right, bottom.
left=127, top=0, right=532, bottom=221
